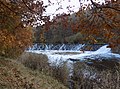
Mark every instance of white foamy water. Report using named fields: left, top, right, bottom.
left=93, top=45, right=111, bottom=53
left=27, top=45, right=120, bottom=63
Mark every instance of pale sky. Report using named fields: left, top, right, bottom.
left=43, top=0, right=106, bottom=19
left=43, top=0, right=80, bottom=18
left=34, top=0, right=107, bottom=26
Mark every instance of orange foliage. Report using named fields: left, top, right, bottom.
left=46, top=0, right=119, bottom=50
left=0, top=27, right=32, bottom=58
left=0, top=0, right=44, bottom=57
left=76, top=0, right=120, bottom=46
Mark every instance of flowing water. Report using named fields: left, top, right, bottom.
left=28, top=44, right=85, bottom=51
left=27, top=44, right=120, bottom=64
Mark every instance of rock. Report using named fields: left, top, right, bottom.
left=111, top=45, right=120, bottom=54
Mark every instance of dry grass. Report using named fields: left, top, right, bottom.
left=18, top=52, right=69, bottom=87
left=18, top=52, right=50, bottom=73
left=92, top=67, right=120, bottom=89
left=50, top=60, right=69, bottom=86
left=0, top=56, right=68, bottom=89
left=70, top=62, right=120, bottom=89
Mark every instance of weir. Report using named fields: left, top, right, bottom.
left=27, top=44, right=120, bottom=64
left=28, top=44, right=85, bottom=51
left=28, top=43, right=105, bottom=51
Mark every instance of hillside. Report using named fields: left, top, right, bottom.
left=0, top=56, right=68, bottom=89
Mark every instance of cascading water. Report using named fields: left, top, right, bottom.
left=27, top=44, right=120, bottom=64
left=94, top=45, right=111, bottom=53
left=28, top=44, right=85, bottom=51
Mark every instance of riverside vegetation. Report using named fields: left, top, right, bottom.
left=0, top=54, right=68, bottom=89
left=0, top=0, right=120, bottom=89
left=1, top=52, right=119, bottom=89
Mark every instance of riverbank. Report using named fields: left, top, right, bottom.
left=1, top=51, right=120, bottom=89
left=0, top=56, right=68, bottom=89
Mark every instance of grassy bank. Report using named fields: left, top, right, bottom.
left=0, top=56, right=68, bottom=89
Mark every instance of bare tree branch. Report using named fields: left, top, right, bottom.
left=0, top=0, right=19, bottom=14
left=21, top=0, right=36, bottom=13
left=90, top=0, right=120, bottom=12
left=100, top=6, right=120, bottom=12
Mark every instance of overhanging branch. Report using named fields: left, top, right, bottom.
left=21, top=0, right=37, bottom=13
left=0, top=1, right=19, bottom=14
left=90, top=0, right=120, bottom=12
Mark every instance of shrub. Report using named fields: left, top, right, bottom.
left=69, top=62, right=94, bottom=89
left=50, top=60, right=69, bottom=86
left=18, top=52, right=50, bottom=73
left=70, top=61, right=120, bottom=89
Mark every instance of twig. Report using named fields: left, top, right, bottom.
left=21, top=0, right=36, bottom=13
left=90, top=0, right=120, bottom=12
left=0, top=0, right=19, bottom=14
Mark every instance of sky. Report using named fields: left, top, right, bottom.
left=43, top=0, right=80, bottom=18
left=43, top=0, right=106, bottom=19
